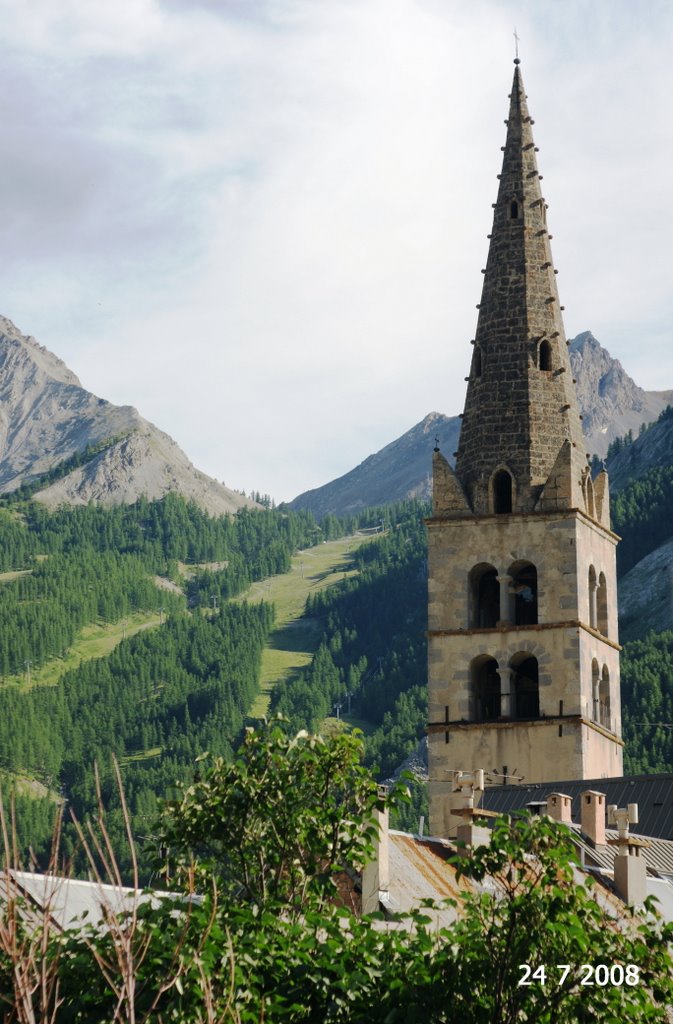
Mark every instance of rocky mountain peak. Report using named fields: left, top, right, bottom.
left=569, top=331, right=673, bottom=456
left=0, top=315, right=83, bottom=390
left=0, top=316, right=254, bottom=516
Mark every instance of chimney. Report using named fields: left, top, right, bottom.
left=580, top=790, right=606, bottom=846
left=454, top=770, right=491, bottom=851
left=456, top=820, right=492, bottom=851
left=547, top=793, right=573, bottom=825
left=361, top=794, right=390, bottom=914
left=608, top=803, right=648, bottom=907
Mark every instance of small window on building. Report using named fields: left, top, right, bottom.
left=493, top=470, right=513, bottom=514
left=473, top=347, right=482, bottom=377
left=539, top=339, right=552, bottom=371
left=510, top=200, right=519, bottom=219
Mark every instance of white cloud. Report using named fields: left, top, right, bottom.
left=0, top=0, right=672, bottom=500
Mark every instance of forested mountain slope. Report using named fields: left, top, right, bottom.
left=608, top=407, right=673, bottom=640
left=0, top=493, right=339, bottom=872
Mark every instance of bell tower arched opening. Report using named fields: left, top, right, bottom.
left=472, top=656, right=501, bottom=722
left=597, top=572, right=608, bottom=636
left=510, top=561, right=538, bottom=625
left=510, top=653, right=540, bottom=719
left=591, top=658, right=600, bottom=722
left=588, top=565, right=598, bottom=628
left=469, top=563, right=499, bottom=628
left=599, top=665, right=611, bottom=729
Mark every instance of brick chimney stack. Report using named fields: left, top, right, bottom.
left=580, top=790, right=606, bottom=846
left=361, top=793, right=390, bottom=914
left=608, top=803, right=648, bottom=906
left=546, top=792, right=573, bottom=824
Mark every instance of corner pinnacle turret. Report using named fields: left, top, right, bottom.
left=453, top=60, right=587, bottom=515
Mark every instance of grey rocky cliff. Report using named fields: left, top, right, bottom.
left=618, top=538, right=673, bottom=642
left=569, top=331, right=673, bottom=457
left=0, top=315, right=254, bottom=516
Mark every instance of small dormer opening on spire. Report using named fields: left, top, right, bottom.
left=492, top=469, right=513, bottom=514
left=539, top=339, right=552, bottom=371
left=473, top=347, right=482, bottom=377
left=510, top=199, right=519, bottom=219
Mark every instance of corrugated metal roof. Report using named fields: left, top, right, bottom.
left=481, top=774, right=673, bottom=840
left=385, top=831, right=672, bottom=925
left=386, top=831, right=482, bottom=927
left=568, top=825, right=673, bottom=875
left=7, top=870, right=168, bottom=931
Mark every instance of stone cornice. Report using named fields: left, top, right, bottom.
left=427, top=620, right=622, bottom=651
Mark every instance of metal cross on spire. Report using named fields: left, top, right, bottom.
left=513, top=28, right=520, bottom=61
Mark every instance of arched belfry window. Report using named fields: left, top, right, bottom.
left=539, top=339, right=552, bottom=371
left=510, top=654, right=540, bottom=719
left=592, top=658, right=600, bottom=722
left=510, top=200, right=519, bottom=219
left=472, top=656, right=501, bottom=721
left=493, top=469, right=513, bottom=514
left=473, top=347, right=482, bottom=378
left=510, top=561, right=538, bottom=625
left=599, top=665, right=611, bottom=729
left=588, top=565, right=597, bottom=628
left=469, top=563, right=499, bottom=628
left=597, top=573, right=608, bottom=637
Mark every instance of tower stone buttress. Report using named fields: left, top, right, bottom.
left=427, top=62, right=623, bottom=838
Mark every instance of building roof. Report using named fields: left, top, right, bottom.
left=570, top=824, right=673, bottom=876
left=480, top=774, right=673, bottom=841
left=3, top=870, right=167, bottom=931
left=383, top=828, right=673, bottom=925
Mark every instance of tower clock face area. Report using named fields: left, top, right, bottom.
left=426, top=62, right=623, bottom=837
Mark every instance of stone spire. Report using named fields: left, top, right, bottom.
left=454, top=60, right=587, bottom=515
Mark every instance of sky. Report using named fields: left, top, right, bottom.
left=1, top=0, right=673, bottom=503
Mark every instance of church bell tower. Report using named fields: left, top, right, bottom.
left=427, top=61, right=623, bottom=837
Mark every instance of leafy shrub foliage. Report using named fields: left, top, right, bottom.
left=2, top=723, right=672, bottom=1022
